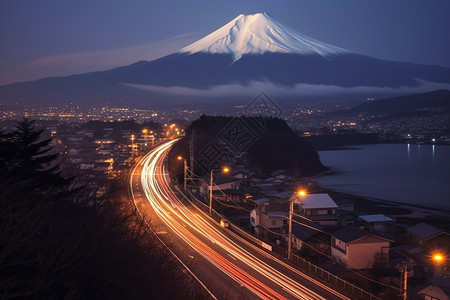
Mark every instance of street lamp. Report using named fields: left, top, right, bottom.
left=432, top=252, right=447, bottom=272
left=432, top=253, right=444, bottom=263
left=130, top=134, right=136, bottom=159
left=288, top=190, right=307, bottom=260
left=209, top=167, right=230, bottom=215
left=398, top=253, right=447, bottom=300
left=174, top=155, right=187, bottom=190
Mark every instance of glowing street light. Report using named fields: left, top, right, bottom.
left=142, top=129, right=148, bottom=134
left=433, top=253, right=444, bottom=263
left=210, top=167, right=230, bottom=215
left=288, top=189, right=307, bottom=260
left=177, top=155, right=183, bottom=161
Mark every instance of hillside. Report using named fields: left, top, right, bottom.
left=169, top=115, right=325, bottom=178
left=335, top=89, right=450, bottom=117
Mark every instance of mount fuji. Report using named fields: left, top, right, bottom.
left=1, top=13, right=450, bottom=106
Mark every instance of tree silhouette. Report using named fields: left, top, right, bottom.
left=0, top=118, right=213, bottom=299
left=3, top=118, right=71, bottom=198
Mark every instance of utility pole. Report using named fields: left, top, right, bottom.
left=190, top=129, right=194, bottom=174
left=209, top=170, right=213, bottom=215
left=400, top=264, right=407, bottom=300
left=184, top=159, right=187, bottom=191
left=288, top=199, right=293, bottom=260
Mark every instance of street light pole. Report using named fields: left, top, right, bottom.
left=288, top=190, right=306, bottom=260
left=209, top=170, right=213, bottom=215
left=209, top=167, right=229, bottom=216
left=288, top=199, right=293, bottom=260
left=400, top=264, right=407, bottom=300
left=184, top=159, right=187, bottom=191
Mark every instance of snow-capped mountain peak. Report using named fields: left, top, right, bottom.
left=179, top=13, right=350, bottom=61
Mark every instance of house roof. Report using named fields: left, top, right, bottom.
left=407, top=223, right=448, bottom=241
left=267, top=211, right=287, bottom=218
left=267, top=202, right=288, bottom=213
left=291, top=218, right=324, bottom=241
left=359, top=214, right=393, bottom=223
left=220, top=188, right=246, bottom=195
left=417, top=285, right=449, bottom=300
left=332, top=226, right=393, bottom=244
left=213, top=176, right=243, bottom=185
left=293, top=193, right=338, bottom=209
left=254, top=198, right=271, bottom=204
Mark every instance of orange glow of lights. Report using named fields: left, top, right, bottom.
left=177, top=156, right=183, bottom=161
left=433, top=254, right=444, bottom=262
left=142, top=129, right=148, bottom=134
left=223, top=167, right=230, bottom=173
left=298, top=190, right=306, bottom=196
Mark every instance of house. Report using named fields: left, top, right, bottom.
left=418, top=285, right=449, bottom=300
left=250, top=199, right=288, bottom=240
left=407, top=223, right=450, bottom=251
left=200, top=175, right=244, bottom=197
left=229, top=169, right=251, bottom=179
left=290, top=218, right=330, bottom=257
left=214, top=188, right=247, bottom=203
left=358, top=214, right=393, bottom=233
left=331, top=226, right=392, bottom=269
left=290, top=193, right=341, bottom=226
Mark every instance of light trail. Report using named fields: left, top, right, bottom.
left=131, top=140, right=350, bottom=300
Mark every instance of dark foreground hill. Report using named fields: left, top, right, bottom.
left=169, top=115, right=325, bottom=178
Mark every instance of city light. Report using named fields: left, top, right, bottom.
left=177, top=155, right=183, bottom=161
left=223, top=167, right=230, bottom=173
left=142, top=129, right=148, bottom=134
left=131, top=141, right=339, bottom=299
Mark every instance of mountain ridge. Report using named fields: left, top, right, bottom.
left=1, top=13, right=449, bottom=106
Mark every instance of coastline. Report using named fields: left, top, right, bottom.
left=325, top=188, right=450, bottom=231
left=317, top=143, right=450, bottom=215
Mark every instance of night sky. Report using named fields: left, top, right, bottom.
left=1, top=0, right=449, bottom=85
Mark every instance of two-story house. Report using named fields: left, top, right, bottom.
left=331, top=226, right=392, bottom=269
left=290, top=193, right=341, bottom=226
left=250, top=198, right=288, bottom=240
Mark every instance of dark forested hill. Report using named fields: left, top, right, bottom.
left=169, top=115, right=325, bottom=178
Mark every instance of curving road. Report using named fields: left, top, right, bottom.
left=129, top=140, right=350, bottom=300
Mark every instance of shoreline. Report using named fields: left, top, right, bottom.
left=316, top=143, right=450, bottom=227
left=324, top=188, right=450, bottom=230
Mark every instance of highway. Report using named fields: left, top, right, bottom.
left=129, top=140, right=351, bottom=300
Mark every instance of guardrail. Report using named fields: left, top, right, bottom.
left=175, top=185, right=388, bottom=300
left=291, top=254, right=385, bottom=300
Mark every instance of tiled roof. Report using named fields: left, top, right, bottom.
left=407, top=222, right=447, bottom=240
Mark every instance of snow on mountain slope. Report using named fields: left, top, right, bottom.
left=179, top=13, right=350, bottom=61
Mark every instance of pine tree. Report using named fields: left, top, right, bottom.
left=1, top=118, right=71, bottom=198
